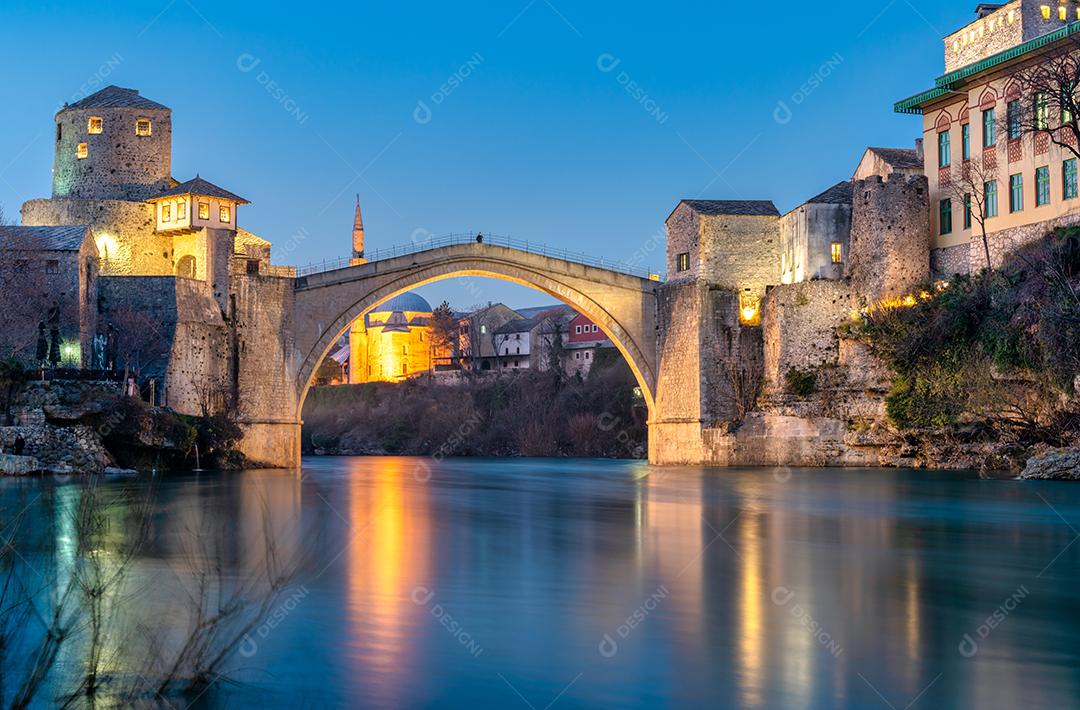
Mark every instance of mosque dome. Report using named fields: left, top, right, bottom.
left=374, top=291, right=432, bottom=314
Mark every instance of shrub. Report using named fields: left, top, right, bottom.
left=784, top=367, right=817, bottom=397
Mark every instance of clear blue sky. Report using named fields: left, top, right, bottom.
left=0, top=0, right=964, bottom=309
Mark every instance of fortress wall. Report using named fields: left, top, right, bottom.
left=848, top=175, right=930, bottom=302
left=22, top=198, right=172, bottom=276
left=230, top=273, right=299, bottom=467
left=97, top=276, right=229, bottom=415
left=761, top=281, right=856, bottom=394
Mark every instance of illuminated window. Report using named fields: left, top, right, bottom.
left=1060, top=5, right=1067, bottom=20
left=177, top=200, right=187, bottom=219
left=219, top=205, right=231, bottom=223
left=88, top=116, right=103, bottom=134
left=135, top=118, right=152, bottom=136
left=831, top=242, right=843, bottom=263
left=198, top=202, right=210, bottom=220
left=76, top=142, right=88, bottom=159
left=676, top=252, right=690, bottom=272
left=1041, top=5, right=1052, bottom=19
left=1035, top=92, right=1049, bottom=130
left=162, top=204, right=172, bottom=221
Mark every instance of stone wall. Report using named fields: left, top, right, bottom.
left=52, top=105, right=172, bottom=201
left=700, top=215, right=781, bottom=295
left=664, top=203, right=701, bottom=282
left=22, top=197, right=173, bottom=276
left=930, top=242, right=973, bottom=278
left=97, top=276, right=229, bottom=416
left=652, top=279, right=706, bottom=464
left=230, top=273, right=299, bottom=466
left=848, top=175, right=930, bottom=303
left=761, top=281, right=855, bottom=394
left=779, top=202, right=850, bottom=283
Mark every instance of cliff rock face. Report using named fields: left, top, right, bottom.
left=1021, top=449, right=1080, bottom=480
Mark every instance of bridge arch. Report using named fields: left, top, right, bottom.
left=292, top=245, right=659, bottom=425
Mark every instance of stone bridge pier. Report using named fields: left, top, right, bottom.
left=231, top=243, right=662, bottom=467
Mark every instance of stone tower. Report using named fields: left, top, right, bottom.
left=351, top=194, right=367, bottom=266
left=52, top=86, right=172, bottom=201
left=847, top=174, right=930, bottom=303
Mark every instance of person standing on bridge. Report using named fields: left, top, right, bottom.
left=476, top=232, right=483, bottom=244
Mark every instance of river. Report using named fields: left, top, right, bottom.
left=2, top=458, right=1079, bottom=709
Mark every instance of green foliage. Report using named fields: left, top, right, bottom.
left=853, top=230, right=1080, bottom=431
left=784, top=367, right=817, bottom=397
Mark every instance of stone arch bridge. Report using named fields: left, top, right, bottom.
left=235, top=240, right=661, bottom=467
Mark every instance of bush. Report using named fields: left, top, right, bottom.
left=784, top=368, right=817, bottom=397
left=852, top=230, right=1080, bottom=437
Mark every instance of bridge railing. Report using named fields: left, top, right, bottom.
left=295, top=233, right=663, bottom=280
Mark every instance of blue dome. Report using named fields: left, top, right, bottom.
left=374, top=291, right=432, bottom=314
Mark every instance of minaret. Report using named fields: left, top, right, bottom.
left=349, top=194, right=368, bottom=383
left=351, top=194, right=367, bottom=266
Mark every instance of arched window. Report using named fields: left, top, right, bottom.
left=176, top=255, right=196, bottom=279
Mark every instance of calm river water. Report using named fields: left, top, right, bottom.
left=4, top=458, right=1080, bottom=709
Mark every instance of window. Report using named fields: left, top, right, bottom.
left=1009, top=174, right=1023, bottom=212
left=938, top=130, right=951, bottom=167
left=402, top=364, right=407, bottom=375
left=56, top=123, right=62, bottom=142
left=177, top=200, right=187, bottom=219
left=1007, top=100, right=1021, bottom=140
left=985, top=180, right=998, bottom=217
left=1035, top=92, right=1049, bottom=130
left=1064, top=85, right=1075, bottom=124
left=219, top=205, right=231, bottom=223
left=575, top=353, right=581, bottom=360
left=401, top=345, right=407, bottom=355
left=830, top=242, right=843, bottom=263
left=1042, top=4, right=1051, bottom=19
left=480, top=325, right=487, bottom=334
left=964, top=193, right=972, bottom=229
left=45, top=260, right=60, bottom=275
left=76, top=142, right=88, bottom=159
left=88, top=116, right=103, bottom=134
left=940, top=198, right=953, bottom=235
left=1060, top=4, right=1068, bottom=20
left=161, top=204, right=172, bottom=221
left=585, top=352, right=591, bottom=360
left=676, top=252, right=690, bottom=272
left=1036, top=166, right=1051, bottom=206
left=246, top=259, right=259, bottom=275
left=962, top=124, right=971, bottom=161
left=135, top=118, right=152, bottom=136
left=1065, top=159, right=1078, bottom=199
left=198, top=202, right=210, bottom=220
left=575, top=325, right=582, bottom=334
left=983, top=108, right=996, bottom=147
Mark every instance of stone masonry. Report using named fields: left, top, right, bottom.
left=847, top=175, right=930, bottom=303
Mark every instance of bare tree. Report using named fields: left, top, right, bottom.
left=1007, top=37, right=1080, bottom=161
left=943, top=151, right=997, bottom=271
left=106, top=306, right=170, bottom=382
left=0, top=233, right=67, bottom=365
left=428, top=301, right=458, bottom=372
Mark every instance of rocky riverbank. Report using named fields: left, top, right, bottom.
left=0, top=379, right=246, bottom=475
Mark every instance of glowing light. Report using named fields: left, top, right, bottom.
left=95, top=233, right=119, bottom=261
left=739, top=290, right=761, bottom=326
left=1042, top=5, right=1052, bottom=19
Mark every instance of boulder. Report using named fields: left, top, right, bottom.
left=1020, top=448, right=1080, bottom=480
left=0, top=454, right=41, bottom=476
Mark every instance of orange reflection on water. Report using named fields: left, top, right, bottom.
left=345, top=458, right=431, bottom=703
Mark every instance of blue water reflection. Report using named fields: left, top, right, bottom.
left=3, top=459, right=1080, bottom=709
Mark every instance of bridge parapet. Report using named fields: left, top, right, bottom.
left=296, top=233, right=663, bottom=281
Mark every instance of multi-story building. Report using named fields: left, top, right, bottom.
left=896, top=0, right=1080, bottom=274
